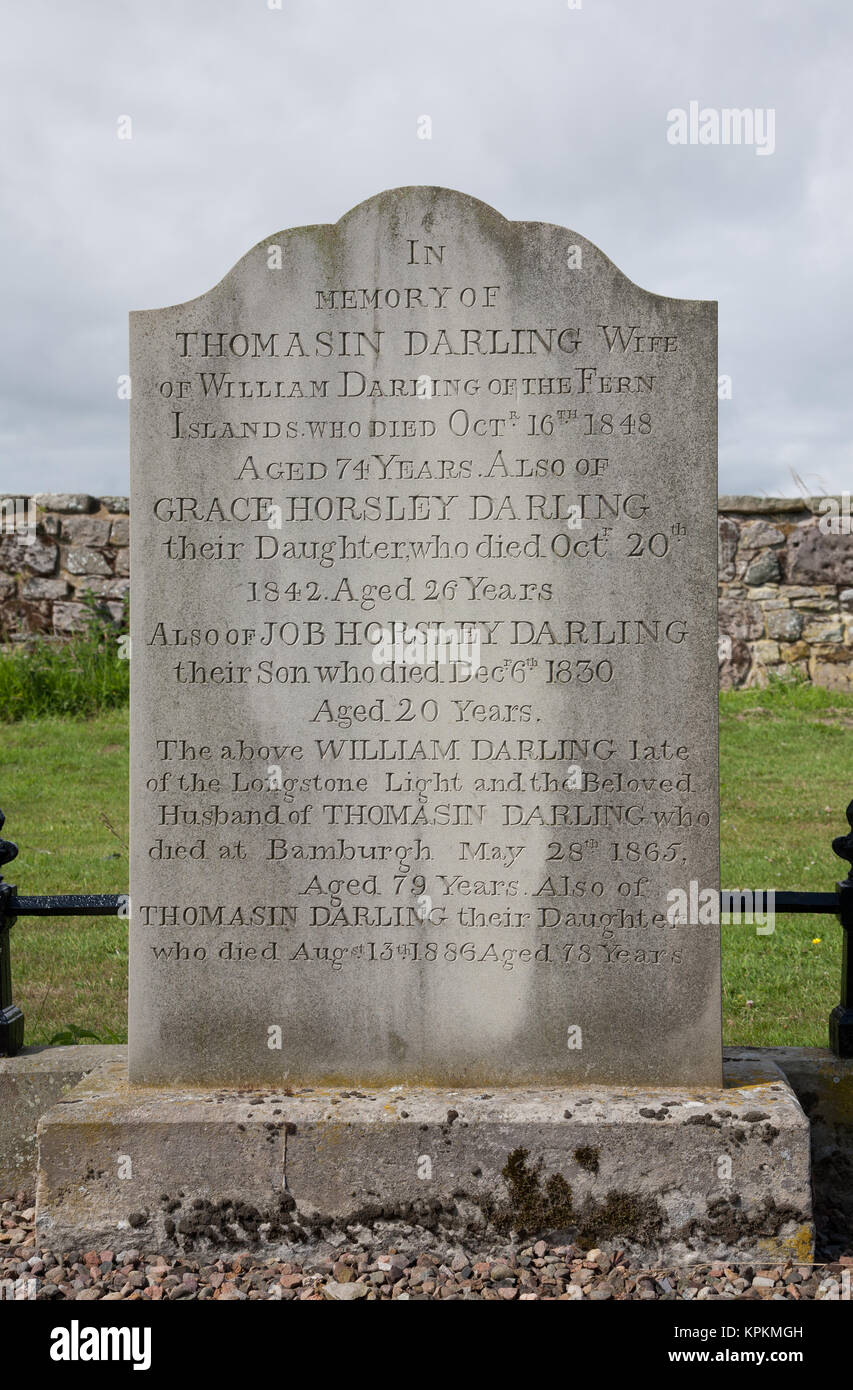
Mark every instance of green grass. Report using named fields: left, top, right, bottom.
left=720, top=678, right=853, bottom=1046
left=0, top=712, right=128, bottom=1043
left=1, top=680, right=852, bottom=1047
left=0, top=594, right=129, bottom=721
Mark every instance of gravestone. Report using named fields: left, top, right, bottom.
left=129, top=187, right=719, bottom=1087
left=37, top=196, right=815, bottom=1264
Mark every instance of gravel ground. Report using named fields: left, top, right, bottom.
left=2, top=1193, right=850, bottom=1301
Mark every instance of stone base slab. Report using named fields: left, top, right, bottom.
left=0, top=1045, right=126, bottom=1191
left=734, top=1046, right=853, bottom=1248
left=35, top=1055, right=813, bottom=1264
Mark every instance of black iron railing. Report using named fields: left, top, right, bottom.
left=0, top=810, right=125, bottom=1054
left=1, top=802, right=852, bottom=1058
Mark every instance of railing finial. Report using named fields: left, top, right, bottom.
left=0, top=809, right=19, bottom=871
left=831, top=799, right=853, bottom=877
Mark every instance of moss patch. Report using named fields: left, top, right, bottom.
left=682, top=1195, right=807, bottom=1247
left=573, top=1145, right=600, bottom=1174
left=575, top=1192, right=664, bottom=1250
left=483, top=1146, right=664, bottom=1245
left=483, top=1147, right=574, bottom=1236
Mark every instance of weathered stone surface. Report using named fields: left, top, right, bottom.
left=34, top=1056, right=813, bottom=1265
left=719, top=496, right=808, bottom=515
left=0, top=1045, right=125, bottom=1189
left=65, top=546, right=112, bottom=577
left=765, top=608, right=803, bottom=642
left=841, top=588, right=853, bottom=610
left=787, top=521, right=853, bottom=586
left=33, top=493, right=97, bottom=513
left=784, top=586, right=823, bottom=600
left=718, top=597, right=763, bottom=641
left=810, top=660, right=853, bottom=691
left=792, top=597, right=837, bottom=612
left=61, top=515, right=112, bottom=545
left=129, top=187, right=720, bottom=1088
left=21, top=577, right=70, bottom=600
left=109, top=518, right=130, bottom=547
left=101, top=495, right=130, bottom=513
left=70, top=577, right=112, bottom=597
left=52, top=601, right=87, bottom=633
left=802, top=616, right=843, bottom=643
left=753, top=640, right=781, bottom=664
left=0, top=534, right=58, bottom=575
left=0, top=598, right=51, bottom=635
left=739, top=520, right=786, bottom=549
left=744, top=551, right=781, bottom=586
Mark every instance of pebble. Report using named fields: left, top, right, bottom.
left=0, top=1192, right=847, bottom=1302
left=324, top=1281, right=370, bottom=1300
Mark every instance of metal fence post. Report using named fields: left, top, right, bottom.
left=829, top=799, right=853, bottom=1058
left=0, top=811, right=24, bottom=1056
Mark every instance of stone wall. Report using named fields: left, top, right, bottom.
left=0, top=494, right=128, bottom=637
left=0, top=492, right=851, bottom=689
left=718, top=496, right=853, bottom=691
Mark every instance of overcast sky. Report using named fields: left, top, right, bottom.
left=0, top=0, right=850, bottom=498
